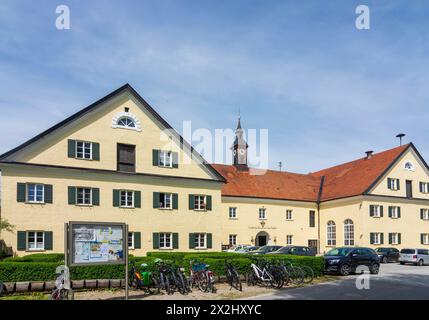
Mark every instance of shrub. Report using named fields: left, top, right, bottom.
left=2, top=254, right=64, bottom=263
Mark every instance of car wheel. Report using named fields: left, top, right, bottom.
left=382, top=257, right=388, bottom=264
left=339, top=264, right=351, bottom=276
left=418, top=259, right=424, bottom=266
left=370, top=263, right=380, bottom=274
left=400, top=262, right=405, bottom=265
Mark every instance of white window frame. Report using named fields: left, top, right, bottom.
left=229, top=234, right=237, bottom=246
left=388, top=178, right=400, bottom=191
left=421, top=182, right=429, bottom=194
left=372, top=233, right=382, bottom=245
left=259, top=208, right=267, bottom=220
left=422, top=209, right=429, bottom=220
left=344, top=219, right=355, bottom=246
left=327, top=221, right=336, bottom=246
left=286, top=210, right=293, bottom=221
left=194, top=195, right=206, bottom=211
left=117, top=116, right=136, bottom=129
left=120, top=190, right=135, bottom=208
left=229, top=207, right=237, bottom=219
left=26, top=183, right=45, bottom=203
left=159, top=233, right=172, bottom=249
left=194, top=233, right=207, bottom=249
left=76, top=141, right=92, bottom=160
left=390, top=206, right=399, bottom=219
left=76, top=187, right=92, bottom=206
left=27, top=231, right=44, bottom=251
left=159, top=151, right=173, bottom=168
left=390, top=233, right=399, bottom=245
left=159, top=193, right=173, bottom=209
left=286, top=235, right=293, bottom=245
left=372, top=205, right=382, bottom=218
left=128, top=232, right=134, bottom=249
left=423, top=234, right=429, bottom=245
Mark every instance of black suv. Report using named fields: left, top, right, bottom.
left=268, top=246, right=316, bottom=256
left=375, top=247, right=400, bottom=263
left=324, top=247, right=380, bottom=276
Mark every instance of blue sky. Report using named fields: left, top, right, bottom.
left=0, top=0, right=428, bottom=173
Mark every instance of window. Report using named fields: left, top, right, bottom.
left=117, top=116, right=136, bottom=128
left=309, top=210, right=315, bottom=227
left=27, top=231, right=44, bottom=250
left=404, top=161, right=415, bottom=171
left=159, top=233, right=172, bottom=249
left=286, top=235, right=293, bottom=245
left=389, top=233, right=400, bottom=245
left=27, top=184, right=44, bottom=203
left=327, top=221, right=336, bottom=246
left=76, top=188, right=92, bottom=205
left=229, top=207, right=237, bottom=219
left=389, top=206, right=400, bottom=219
left=120, top=191, right=134, bottom=208
left=159, top=151, right=172, bottom=167
left=194, top=233, right=206, bottom=249
left=420, top=182, right=429, bottom=194
left=128, top=232, right=134, bottom=249
left=194, top=195, right=206, bottom=210
left=259, top=208, right=266, bottom=220
left=370, top=205, right=383, bottom=218
left=286, top=210, right=293, bottom=220
left=421, top=234, right=429, bottom=245
left=344, top=219, right=355, bottom=246
left=421, top=209, right=429, bottom=220
left=387, top=178, right=400, bottom=191
left=76, top=141, right=92, bottom=160
left=370, top=232, right=383, bottom=245
left=229, top=235, right=237, bottom=246
left=158, top=193, right=172, bottom=209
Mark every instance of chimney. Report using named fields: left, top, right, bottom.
left=365, top=151, right=374, bottom=159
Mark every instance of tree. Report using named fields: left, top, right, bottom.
left=0, top=217, right=14, bottom=233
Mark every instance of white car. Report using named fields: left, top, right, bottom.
left=399, top=248, right=429, bottom=266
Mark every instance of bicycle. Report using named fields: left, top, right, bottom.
left=189, top=260, right=216, bottom=293
left=279, top=260, right=305, bottom=285
left=175, top=266, right=191, bottom=295
left=225, top=260, right=242, bottom=291
left=128, top=262, right=160, bottom=294
left=299, top=264, right=314, bottom=284
left=247, top=258, right=283, bottom=289
left=153, top=259, right=174, bottom=295
left=50, top=272, right=74, bottom=300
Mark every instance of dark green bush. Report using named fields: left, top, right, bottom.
left=2, top=253, right=65, bottom=263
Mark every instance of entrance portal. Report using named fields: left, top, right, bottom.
left=255, top=231, right=269, bottom=246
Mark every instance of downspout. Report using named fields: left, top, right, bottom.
left=316, top=176, right=325, bottom=255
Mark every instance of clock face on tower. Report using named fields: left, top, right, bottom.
left=239, top=149, right=245, bottom=155
left=233, top=150, right=237, bottom=156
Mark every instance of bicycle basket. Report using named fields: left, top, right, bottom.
left=191, top=263, right=206, bottom=272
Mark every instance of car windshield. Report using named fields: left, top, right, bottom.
left=326, top=248, right=353, bottom=256
left=375, top=248, right=389, bottom=253
left=401, top=249, right=416, bottom=254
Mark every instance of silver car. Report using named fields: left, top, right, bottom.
left=399, top=248, right=429, bottom=266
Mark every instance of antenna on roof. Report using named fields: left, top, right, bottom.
left=278, top=161, right=283, bottom=172
left=396, top=133, right=406, bottom=146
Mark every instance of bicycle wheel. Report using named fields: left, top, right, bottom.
left=290, top=267, right=305, bottom=285
left=231, top=269, right=242, bottom=291
left=197, top=273, right=208, bottom=292
left=301, top=266, right=314, bottom=284
left=162, top=273, right=173, bottom=295
left=177, top=272, right=188, bottom=295
left=151, top=275, right=161, bottom=294
left=59, top=289, right=74, bottom=300
left=246, top=270, right=256, bottom=286
left=49, top=289, right=61, bottom=300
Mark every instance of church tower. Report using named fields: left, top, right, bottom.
left=231, top=116, right=248, bottom=170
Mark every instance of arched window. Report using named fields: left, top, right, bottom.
left=327, top=221, right=336, bottom=246
left=344, top=219, right=354, bottom=246
left=117, top=116, right=136, bottom=128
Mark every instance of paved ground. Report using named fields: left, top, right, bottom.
left=247, top=263, right=429, bottom=300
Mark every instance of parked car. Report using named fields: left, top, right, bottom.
left=399, top=248, right=429, bottom=266
left=248, top=245, right=282, bottom=255
left=324, top=247, right=380, bottom=276
left=223, top=244, right=252, bottom=253
left=268, top=246, right=316, bottom=256
left=375, top=247, right=400, bottom=263
left=235, top=246, right=259, bottom=254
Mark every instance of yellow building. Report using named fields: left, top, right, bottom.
left=1, top=84, right=428, bottom=256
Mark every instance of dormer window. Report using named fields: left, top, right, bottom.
left=117, top=116, right=136, bottom=128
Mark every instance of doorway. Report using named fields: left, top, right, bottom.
left=255, top=231, right=269, bottom=246
left=406, top=180, right=413, bottom=198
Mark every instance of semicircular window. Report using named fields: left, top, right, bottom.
left=117, top=116, right=136, bottom=128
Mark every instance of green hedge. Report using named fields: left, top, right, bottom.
left=0, top=253, right=325, bottom=282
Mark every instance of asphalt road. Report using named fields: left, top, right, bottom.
left=247, top=263, right=429, bottom=300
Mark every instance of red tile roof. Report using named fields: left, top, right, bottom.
left=212, top=144, right=410, bottom=202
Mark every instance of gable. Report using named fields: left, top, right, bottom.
left=0, top=84, right=224, bottom=182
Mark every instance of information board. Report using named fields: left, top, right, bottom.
left=68, top=222, right=126, bottom=266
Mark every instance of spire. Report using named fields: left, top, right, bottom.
left=237, top=116, right=242, bottom=130
left=231, top=115, right=248, bottom=170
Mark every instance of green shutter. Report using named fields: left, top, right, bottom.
left=92, top=143, right=100, bottom=161
left=421, top=234, right=424, bottom=245
left=68, top=186, right=76, bottom=205
left=152, top=150, right=159, bottom=166
left=388, top=206, right=392, bottom=218
left=17, top=231, right=27, bottom=251
left=153, top=233, right=160, bottom=249
left=206, top=195, right=212, bottom=211
left=172, top=152, right=179, bottom=168
left=134, top=191, right=141, bottom=208
left=380, top=233, right=384, bottom=245
left=397, top=207, right=401, bottom=218
left=388, top=233, right=392, bottom=245
left=207, top=233, right=213, bottom=249
left=173, top=233, right=179, bottom=249
left=189, top=195, right=195, bottom=210
left=370, top=233, right=374, bottom=245
left=398, top=233, right=402, bottom=245
left=421, top=209, right=425, bottom=220
left=397, top=179, right=400, bottom=190
left=153, top=192, right=159, bottom=208
left=134, top=232, right=141, bottom=249
left=92, top=188, right=100, bottom=206
left=380, top=206, right=384, bottom=217
left=68, top=140, right=76, bottom=158
left=189, top=233, right=195, bottom=249
left=369, top=205, right=374, bottom=217
left=44, top=184, right=53, bottom=204
left=17, top=183, right=26, bottom=202
left=172, top=193, right=178, bottom=210
left=44, top=231, right=53, bottom=250
left=113, top=189, right=120, bottom=207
